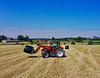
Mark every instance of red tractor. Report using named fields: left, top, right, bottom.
left=24, top=41, right=69, bottom=58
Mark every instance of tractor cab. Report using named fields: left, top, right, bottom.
left=51, top=41, right=60, bottom=47
left=50, top=41, right=61, bottom=55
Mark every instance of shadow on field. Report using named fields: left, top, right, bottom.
left=50, top=56, right=67, bottom=58
left=28, top=56, right=39, bottom=58
left=28, top=56, right=67, bottom=58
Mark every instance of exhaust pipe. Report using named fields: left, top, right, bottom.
left=24, top=45, right=35, bottom=54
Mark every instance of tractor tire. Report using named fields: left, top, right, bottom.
left=42, top=51, right=49, bottom=58
left=55, top=48, right=65, bottom=57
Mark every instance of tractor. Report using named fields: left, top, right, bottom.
left=24, top=41, right=69, bottom=58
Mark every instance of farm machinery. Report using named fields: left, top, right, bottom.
left=24, top=41, right=69, bottom=58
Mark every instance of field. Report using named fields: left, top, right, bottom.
left=0, top=45, right=100, bottom=78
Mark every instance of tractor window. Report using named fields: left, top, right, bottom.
left=52, top=43, right=57, bottom=47
left=52, top=42, right=60, bottom=47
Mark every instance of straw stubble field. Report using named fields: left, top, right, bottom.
left=0, top=45, right=100, bottom=78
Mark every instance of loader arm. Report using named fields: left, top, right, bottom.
left=34, top=45, right=50, bottom=54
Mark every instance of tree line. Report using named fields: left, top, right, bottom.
left=52, top=36, right=89, bottom=42
left=52, top=36, right=100, bottom=45
left=0, top=35, right=100, bottom=44
left=52, top=36, right=100, bottom=41
left=0, top=35, right=29, bottom=42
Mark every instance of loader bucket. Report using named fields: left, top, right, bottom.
left=24, top=45, right=34, bottom=54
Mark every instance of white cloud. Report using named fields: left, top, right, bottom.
left=0, top=28, right=100, bottom=38
left=1, top=27, right=18, bottom=30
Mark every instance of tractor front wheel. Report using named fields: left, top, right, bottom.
left=42, top=51, right=49, bottom=58
left=55, top=49, right=65, bottom=57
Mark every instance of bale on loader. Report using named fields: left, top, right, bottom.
left=24, top=45, right=34, bottom=54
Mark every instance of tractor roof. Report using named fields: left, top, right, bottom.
left=52, top=41, right=60, bottom=43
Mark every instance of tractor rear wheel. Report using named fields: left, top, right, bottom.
left=42, top=51, right=49, bottom=58
left=55, top=49, right=65, bottom=57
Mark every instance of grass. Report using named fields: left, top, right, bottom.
left=83, top=40, right=90, bottom=43
left=83, top=40, right=100, bottom=45
left=92, top=40, right=100, bottom=42
left=32, top=40, right=38, bottom=44
left=0, top=45, right=100, bottom=78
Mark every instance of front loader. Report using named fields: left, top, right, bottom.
left=24, top=41, right=69, bottom=58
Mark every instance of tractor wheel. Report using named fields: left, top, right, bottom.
left=55, top=48, right=65, bottom=57
left=42, top=51, right=49, bottom=58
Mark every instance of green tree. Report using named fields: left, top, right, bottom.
left=0, top=38, right=1, bottom=42
left=29, top=39, right=33, bottom=42
left=25, top=35, right=29, bottom=41
left=17, top=35, right=25, bottom=40
left=88, top=40, right=93, bottom=45
left=76, top=36, right=83, bottom=43
left=71, top=41, right=75, bottom=45
left=52, top=37, right=55, bottom=41
left=0, top=35, right=7, bottom=40
left=10, top=37, right=14, bottom=40
left=65, top=38, right=68, bottom=41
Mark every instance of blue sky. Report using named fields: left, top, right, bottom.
left=0, top=0, right=100, bottom=38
